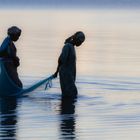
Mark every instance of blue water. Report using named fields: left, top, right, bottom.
left=0, top=9, right=140, bottom=139
left=1, top=76, right=140, bottom=140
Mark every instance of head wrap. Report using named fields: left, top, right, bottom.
left=65, top=31, right=85, bottom=44
left=74, top=31, right=85, bottom=41
left=7, top=26, right=21, bottom=36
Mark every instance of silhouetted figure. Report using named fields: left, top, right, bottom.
left=0, top=26, right=22, bottom=88
left=0, top=98, right=18, bottom=140
left=53, top=31, right=85, bottom=98
left=59, top=97, right=77, bottom=140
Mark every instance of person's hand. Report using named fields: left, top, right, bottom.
left=53, top=72, right=58, bottom=78
left=13, top=57, right=20, bottom=67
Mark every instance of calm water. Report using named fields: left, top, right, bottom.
left=0, top=9, right=140, bottom=140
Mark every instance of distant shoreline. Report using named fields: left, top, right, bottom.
left=0, top=6, right=140, bottom=11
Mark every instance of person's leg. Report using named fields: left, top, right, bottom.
left=60, top=70, right=77, bottom=98
left=4, top=61, right=23, bottom=88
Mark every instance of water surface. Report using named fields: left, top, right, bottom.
left=0, top=9, right=140, bottom=140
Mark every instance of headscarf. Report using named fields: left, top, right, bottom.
left=7, top=26, right=21, bottom=36
left=65, top=31, right=85, bottom=44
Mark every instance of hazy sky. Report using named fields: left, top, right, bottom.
left=0, top=0, right=140, bottom=8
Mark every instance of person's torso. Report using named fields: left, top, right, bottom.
left=60, top=43, right=76, bottom=75
left=63, top=43, right=76, bottom=66
left=0, top=37, right=17, bottom=59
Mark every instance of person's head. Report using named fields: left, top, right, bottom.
left=65, top=31, right=85, bottom=47
left=7, top=26, right=21, bottom=42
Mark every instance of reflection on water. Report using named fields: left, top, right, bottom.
left=0, top=76, right=140, bottom=140
left=59, top=97, right=77, bottom=140
left=0, top=98, right=18, bottom=140
left=0, top=9, right=140, bottom=140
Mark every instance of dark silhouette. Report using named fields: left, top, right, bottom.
left=59, top=96, right=77, bottom=140
left=53, top=31, right=85, bottom=98
left=0, top=97, right=18, bottom=140
left=0, top=26, right=22, bottom=88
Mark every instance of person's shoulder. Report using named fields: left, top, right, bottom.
left=2, top=36, right=11, bottom=44
left=65, top=43, right=73, bottom=46
left=64, top=43, right=73, bottom=49
left=0, top=37, right=11, bottom=49
left=4, top=36, right=11, bottom=41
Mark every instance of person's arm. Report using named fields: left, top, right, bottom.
left=53, top=44, right=70, bottom=78
left=13, top=56, right=20, bottom=67
left=11, top=43, right=20, bottom=67
left=53, top=57, right=61, bottom=78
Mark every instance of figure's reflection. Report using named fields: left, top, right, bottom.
left=0, top=97, right=18, bottom=140
left=59, top=97, right=77, bottom=140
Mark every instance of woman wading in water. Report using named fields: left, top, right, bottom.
left=0, top=26, right=22, bottom=88
left=53, top=31, right=85, bottom=98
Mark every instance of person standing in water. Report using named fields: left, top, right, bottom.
left=0, top=26, right=22, bottom=88
left=53, top=31, right=85, bottom=98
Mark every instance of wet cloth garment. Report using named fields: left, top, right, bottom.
left=0, top=36, right=22, bottom=88
left=59, top=43, right=77, bottom=97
